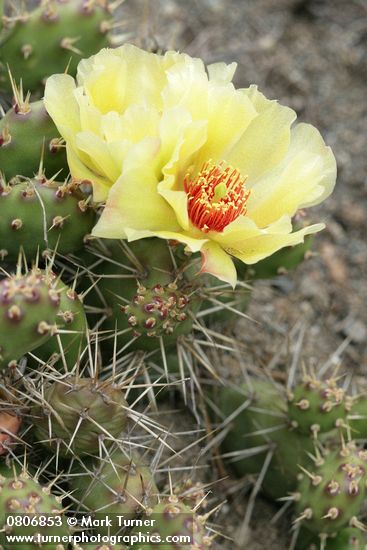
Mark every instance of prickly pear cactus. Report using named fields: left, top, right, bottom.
left=132, top=498, right=212, bottom=549
left=32, top=376, right=128, bottom=456
left=0, top=99, right=67, bottom=179
left=82, top=238, right=202, bottom=355
left=121, top=281, right=191, bottom=338
left=295, top=443, right=367, bottom=534
left=219, top=379, right=287, bottom=475
left=70, top=450, right=158, bottom=534
left=218, top=379, right=318, bottom=499
left=0, top=0, right=114, bottom=94
left=0, top=176, right=96, bottom=262
left=0, top=464, right=68, bottom=550
left=0, top=269, right=61, bottom=368
left=28, top=279, right=87, bottom=369
left=288, top=375, right=350, bottom=437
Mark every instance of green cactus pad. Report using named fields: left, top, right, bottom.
left=121, top=281, right=191, bottom=338
left=0, top=100, right=67, bottom=179
left=288, top=376, right=350, bottom=437
left=0, top=269, right=61, bottom=368
left=29, top=280, right=87, bottom=370
left=0, top=464, right=68, bottom=550
left=218, top=379, right=315, bottom=499
left=219, top=379, right=287, bottom=475
left=81, top=238, right=202, bottom=355
left=0, top=0, right=112, bottom=94
left=70, top=450, right=158, bottom=535
left=296, top=444, right=367, bottom=534
left=0, top=176, right=96, bottom=262
left=32, top=376, right=128, bottom=456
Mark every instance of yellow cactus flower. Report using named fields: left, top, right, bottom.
left=45, top=44, right=336, bottom=287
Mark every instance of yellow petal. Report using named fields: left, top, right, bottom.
left=75, top=132, right=121, bottom=182
left=228, top=99, right=296, bottom=182
left=73, top=87, right=102, bottom=135
left=157, top=110, right=208, bottom=230
left=241, top=84, right=273, bottom=113
left=247, top=123, right=337, bottom=227
left=124, top=228, right=208, bottom=253
left=65, top=144, right=111, bottom=202
left=92, top=161, right=179, bottom=239
left=207, top=61, right=237, bottom=83
left=211, top=216, right=265, bottom=248
left=106, top=104, right=160, bottom=143
left=228, top=221, right=324, bottom=265
left=44, top=74, right=80, bottom=134
left=77, top=48, right=127, bottom=114
left=162, top=57, right=209, bottom=120
left=200, top=241, right=237, bottom=288
left=195, top=83, right=257, bottom=165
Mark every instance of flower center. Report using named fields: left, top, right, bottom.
left=184, top=160, right=250, bottom=233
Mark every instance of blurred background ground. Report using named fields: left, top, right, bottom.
left=120, top=0, right=367, bottom=547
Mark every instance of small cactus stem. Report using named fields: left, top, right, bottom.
left=296, top=443, right=367, bottom=534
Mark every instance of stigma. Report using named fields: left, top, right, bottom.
left=184, top=160, right=250, bottom=233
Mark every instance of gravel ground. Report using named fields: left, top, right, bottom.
left=120, top=0, right=367, bottom=547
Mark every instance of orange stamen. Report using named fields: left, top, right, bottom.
left=184, top=160, right=250, bottom=233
